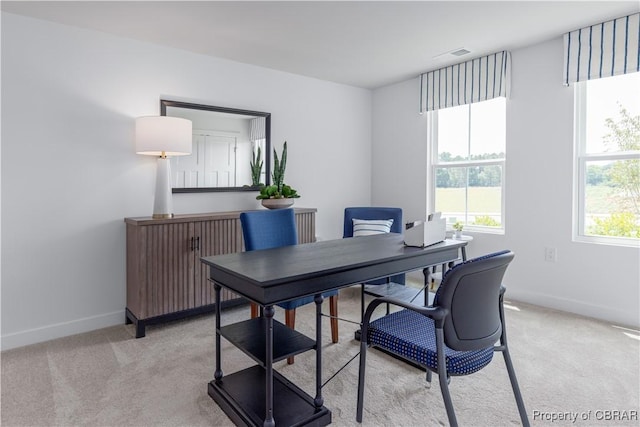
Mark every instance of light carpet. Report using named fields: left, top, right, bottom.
left=2, top=286, right=639, bottom=426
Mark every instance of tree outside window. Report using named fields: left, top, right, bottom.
left=576, top=72, right=640, bottom=244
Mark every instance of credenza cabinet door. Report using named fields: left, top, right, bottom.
left=194, top=218, right=244, bottom=308
left=126, top=222, right=195, bottom=320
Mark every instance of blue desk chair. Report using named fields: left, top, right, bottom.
left=343, top=207, right=405, bottom=284
left=356, top=250, right=529, bottom=426
left=343, top=207, right=412, bottom=317
left=240, top=208, right=339, bottom=364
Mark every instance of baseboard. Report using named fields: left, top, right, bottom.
left=507, top=288, right=640, bottom=329
left=1, top=310, right=125, bottom=351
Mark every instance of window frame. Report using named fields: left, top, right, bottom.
left=573, top=80, right=640, bottom=247
left=428, top=101, right=506, bottom=235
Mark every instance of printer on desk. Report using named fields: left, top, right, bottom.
left=404, top=212, right=446, bottom=248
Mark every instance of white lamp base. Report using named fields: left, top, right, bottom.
left=152, top=157, right=174, bottom=219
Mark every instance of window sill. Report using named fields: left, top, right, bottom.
left=573, top=235, right=640, bottom=248
left=447, top=227, right=504, bottom=237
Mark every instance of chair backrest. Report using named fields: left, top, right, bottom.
left=434, top=250, right=514, bottom=351
left=343, top=207, right=404, bottom=285
left=343, top=207, right=403, bottom=238
left=240, top=208, right=297, bottom=251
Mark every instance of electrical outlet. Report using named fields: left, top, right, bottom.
left=544, top=247, right=557, bottom=262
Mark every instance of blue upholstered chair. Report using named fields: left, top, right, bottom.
left=356, top=250, right=529, bottom=427
left=343, top=207, right=413, bottom=317
left=343, top=207, right=405, bottom=285
left=240, top=208, right=339, bottom=364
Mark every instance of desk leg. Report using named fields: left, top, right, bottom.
left=264, top=305, right=275, bottom=427
left=360, top=283, right=365, bottom=323
left=461, top=246, right=468, bottom=261
left=423, top=268, right=431, bottom=306
left=314, top=294, right=324, bottom=409
left=214, top=283, right=223, bottom=382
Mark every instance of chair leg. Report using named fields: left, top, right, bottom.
left=502, top=348, right=530, bottom=427
left=250, top=302, right=259, bottom=319
left=329, top=295, right=339, bottom=343
left=438, top=366, right=457, bottom=426
left=498, top=293, right=530, bottom=426
left=285, top=309, right=296, bottom=364
left=356, top=339, right=368, bottom=422
left=436, top=327, right=458, bottom=427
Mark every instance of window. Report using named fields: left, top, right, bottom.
left=429, top=97, right=506, bottom=232
left=574, top=72, right=640, bottom=246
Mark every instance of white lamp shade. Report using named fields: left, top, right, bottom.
left=135, top=116, right=192, bottom=156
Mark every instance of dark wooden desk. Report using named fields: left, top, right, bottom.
left=201, top=234, right=466, bottom=426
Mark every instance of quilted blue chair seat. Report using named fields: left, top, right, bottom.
left=367, top=309, right=494, bottom=375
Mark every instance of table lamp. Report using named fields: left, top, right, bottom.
left=135, top=116, right=192, bottom=219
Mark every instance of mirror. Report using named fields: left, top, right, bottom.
left=160, top=99, right=271, bottom=193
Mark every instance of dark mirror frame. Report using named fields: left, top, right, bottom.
left=160, top=99, right=271, bottom=193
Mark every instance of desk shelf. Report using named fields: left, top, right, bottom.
left=209, top=365, right=331, bottom=426
left=220, top=317, right=316, bottom=365
left=364, top=283, right=434, bottom=306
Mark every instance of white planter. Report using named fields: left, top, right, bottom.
left=261, top=198, right=295, bottom=209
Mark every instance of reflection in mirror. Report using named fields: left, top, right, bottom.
left=160, top=100, right=271, bottom=193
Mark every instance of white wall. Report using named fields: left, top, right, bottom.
left=371, top=78, right=428, bottom=223
left=0, top=13, right=372, bottom=349
left=372, top=37, right=640, bottom=327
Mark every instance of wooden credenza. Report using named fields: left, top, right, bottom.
left=124, top=208, right=316, bottom=337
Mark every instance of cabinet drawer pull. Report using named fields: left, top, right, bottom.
left=196, top=236, right=200, bottom=251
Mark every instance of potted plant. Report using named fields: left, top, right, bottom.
left=256, top=141, right=300, bottom=209
left=452, top=221, right=464, bottom=239
left=249, top=146, right=263, bottom=187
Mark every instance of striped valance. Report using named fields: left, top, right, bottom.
left=563, top=13, right=639, bottom=85
left=420, top=51, right=511, bottom=113
left=249, top=117, right=265, bottom=142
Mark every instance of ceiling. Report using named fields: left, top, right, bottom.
left=2, top=1, right=638, bottom=89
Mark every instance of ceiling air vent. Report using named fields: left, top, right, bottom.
left=432, top=47, right=472, bottom=60
left=450, top=48, right=471, bottom=57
